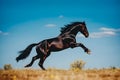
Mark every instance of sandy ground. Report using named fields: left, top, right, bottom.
left=0, top=68, right=120, bottom=80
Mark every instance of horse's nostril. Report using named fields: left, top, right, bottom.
left=85, top=34, right=89, bottom=38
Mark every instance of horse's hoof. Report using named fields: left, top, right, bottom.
left=16, top=58, right=19, bottom=62
left=24, top=64, right=31, bottom=67
left=24, top=65, right=28, bottom=67
left=39, top=65, right=46, bottom=70
left=85, top=49, right=91, bottom=54
left=87, top=50, right=91, bottom=54
left=42, top=68, right=46, bottom=70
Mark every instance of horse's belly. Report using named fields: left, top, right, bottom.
left=49, top=43, right=63, bottom=51
left=49, top=44, right=69, bottom=52
left=49, top=45, right=62, bottom=51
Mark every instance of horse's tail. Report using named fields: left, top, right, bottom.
left=16, top=43, right=39, bottom=62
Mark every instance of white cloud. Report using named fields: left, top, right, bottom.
left=45, top=24, right=57, bottom=27
left=77, top=27, right=120, bottom=38
left=59, top=15, right=64, bottom=18
left=0, top=30, right=9, bottom=35
left=100, top=27, right=120, bottom=32
left=89, top=31, right=116, bottom=38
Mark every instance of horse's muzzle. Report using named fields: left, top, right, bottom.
left=85, top=34, right=89, bottom=38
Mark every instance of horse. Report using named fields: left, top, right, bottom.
left=16, top=22, right=91, bottom=70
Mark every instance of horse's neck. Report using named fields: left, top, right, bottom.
left=59, top=31, right=78, bottom=38
left=69, top=26, right=80, bottom=36
left=59, top=25, right=80, bottom=37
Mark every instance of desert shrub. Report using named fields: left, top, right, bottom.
left=4, top=64, right=12, bottom=70
left=110, top=66, right=116, bottom=70
left=70, top=60, right=86, bottom=70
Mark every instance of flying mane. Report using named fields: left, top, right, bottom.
left=60, top=22, right=85, bottom=35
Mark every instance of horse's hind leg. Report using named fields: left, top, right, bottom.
left=38, top=56, right=46, bottom=70
left=38, top=52, right=51, bottom=70
left=25, top=55, right=39, bottom=67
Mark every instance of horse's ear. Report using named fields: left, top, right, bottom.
left=82, top=21, right=86, bottom=25
left=83, top=21, right=85, bottom=24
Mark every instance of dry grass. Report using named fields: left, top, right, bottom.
left=0, top=68, right=120, bottom=80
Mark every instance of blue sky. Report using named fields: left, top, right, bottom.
left=0, top=0, right=120, bottom=69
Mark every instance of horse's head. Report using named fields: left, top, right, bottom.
left=79, top=22, right=89, bottom=38
left=60, top=22, right=89, bottom=37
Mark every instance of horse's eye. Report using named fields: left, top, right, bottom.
left=82, top=27, right=85, bottom=30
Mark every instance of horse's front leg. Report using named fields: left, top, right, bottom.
left=70, top=42, right=91, bottom=54
left=79, top=43, right=91, bottom=54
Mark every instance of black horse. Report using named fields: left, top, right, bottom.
left=16, top=22, right=91, bottom=70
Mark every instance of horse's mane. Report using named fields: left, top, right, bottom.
left=60, top=22, right=85, bottom=34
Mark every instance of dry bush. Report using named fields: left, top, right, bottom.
left=70, top=60, right=85, bottom=70
left=4, top=64, right=12, bottom=70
